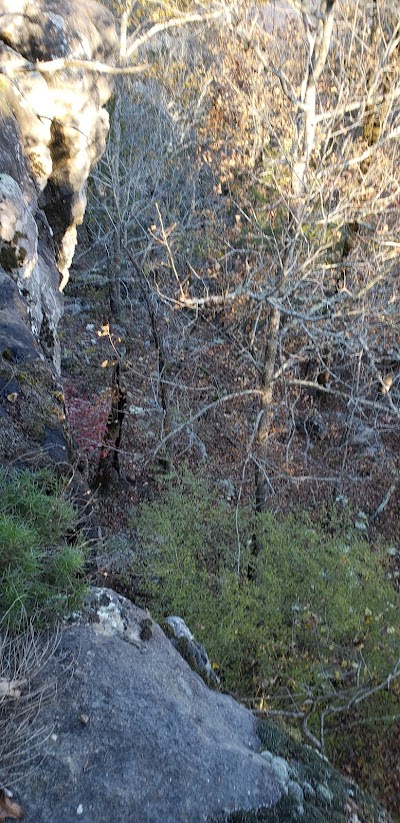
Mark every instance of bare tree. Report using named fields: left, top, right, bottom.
left=79, top=7, right=222, bottom=469
left=164, top=0, right=400, bottom=528
left=243, top=0, right=400, bottom=518
left=79, top=0, right=399, bottom=515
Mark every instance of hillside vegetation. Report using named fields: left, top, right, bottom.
left=0, top=469, right=85, bottom=628
left=63, top=0, right=400, bottom=811
left=1, top=0, right=399, bottom=815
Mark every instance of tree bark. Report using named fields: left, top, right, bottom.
left=292, top=0, right=336, bottom=194
left=361, top=0, right=399, bottom=172
left=254, top=303, right=281, bottom=515
left=109, top=230, right=122, bottom=320
left=95, top=360, right=127, bottom=490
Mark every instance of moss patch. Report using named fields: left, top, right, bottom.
left=126, top=469, right=399, bottom=811
left=140, top=617, right=153, bottom=641
left=209, top=720, right=390, bottom=822
left=132, top=470, right=400, bottom=698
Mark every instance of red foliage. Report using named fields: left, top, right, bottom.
left=64, top=388, right=110, bottom=457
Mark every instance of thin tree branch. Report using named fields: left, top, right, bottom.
left=35, top=58, right=149, bottom=75
left=126, top=8, right=225, bottom=58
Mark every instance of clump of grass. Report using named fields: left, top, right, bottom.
left=0, top=612, right=60, bottom=791
left=0, top=468, right=87, bottom=628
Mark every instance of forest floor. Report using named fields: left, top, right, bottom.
left=61, top=245, right=400, bottom=549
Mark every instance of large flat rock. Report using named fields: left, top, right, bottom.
left=15, top=590, right=281, bottom=823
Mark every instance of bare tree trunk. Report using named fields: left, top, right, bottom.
left=109, top=229, right=122, bottom=320
left=362, top=0, right=380, bottom=152
left=254, top=303, right=281, bottom=515
left=108, top=78, right=123, bottom=321
left=292, top=0, right=336, bottom=194
left=248, top=1, right=337, bottom=576
left=131, top=252, right=173, bottom=473
left=95, top=360, right=127, bottom=490
left=108, top=5, right=133, bottom=320
left=148, top=299, right=173, bottom=474
left=249, top=274, right=285, bottom=578
left=362, top=0, right=399, bottom=171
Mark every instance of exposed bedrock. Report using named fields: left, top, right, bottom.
left=12, top=589, right=392, bottom=823
left=0, top=0, right=116, bottom=466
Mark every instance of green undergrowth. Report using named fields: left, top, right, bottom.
left=0, top=468, right=87, bottom=628
left=127, top=468, right=400, bottom=806
left=132, top=470, right=400, bottom=696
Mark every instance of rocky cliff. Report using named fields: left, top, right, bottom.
left=0, top=0, right=116, bottom=467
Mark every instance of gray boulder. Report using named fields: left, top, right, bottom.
left=12, top=588, right=281, bottom=823
left=3, top=589, right=392, bottom=823
left=164, top=614, right=221, bottom=686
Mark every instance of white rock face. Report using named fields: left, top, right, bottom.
left=0, top=43, right=54, bottom=191
left=0, top=0, right=117, bottom=369
left=0, top=173, right=45, bottom=336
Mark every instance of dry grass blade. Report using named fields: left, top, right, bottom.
left=0, top=610, right=61, bottom=792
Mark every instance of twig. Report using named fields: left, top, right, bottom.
left=35, top=58, right=149, bottom=75
left=371, top=480, right=398, bottom=521
left=126, top=9, right=225, bottom=58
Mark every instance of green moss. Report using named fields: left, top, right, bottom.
left=132, top=471, right=400, bottom=697
left=16, top=367, right=46, bottom=389
left=209, top=721, right=389, bottom=821
left=128, top=469, right=400, bottom=806
left=16, top=371, right=36, bottom=385
left=213, top=796, right=310, bottom=822
left=26, top=417, right=46, bottom=440
left=13, top=362, right=67, bottom=446
left=164, top=632, right=213, bottom=684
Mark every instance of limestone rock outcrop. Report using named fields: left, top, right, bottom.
left=0, top=0, right=116, bottom=466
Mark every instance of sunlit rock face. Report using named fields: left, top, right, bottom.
left=0, top=0, right=116, bottom=296
left=0, top=0, right=116, bottom=465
